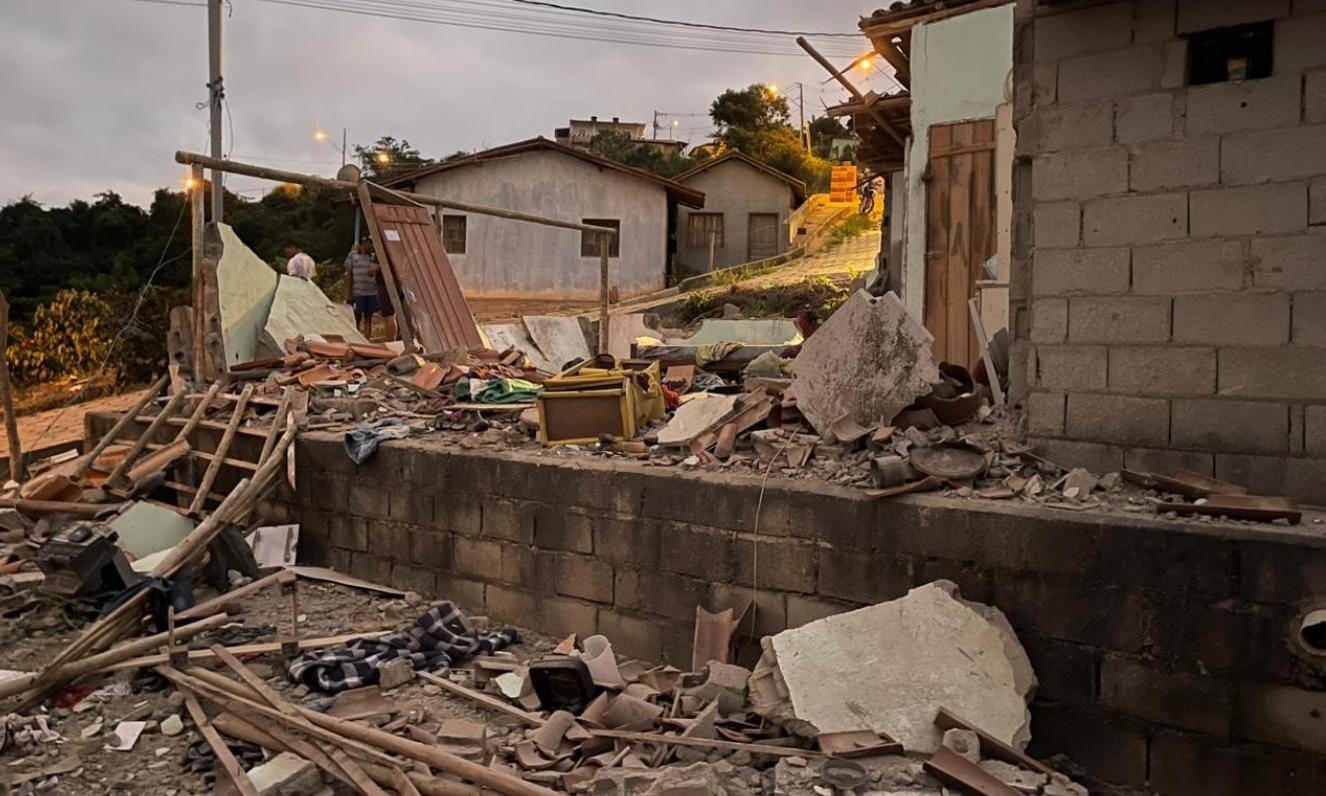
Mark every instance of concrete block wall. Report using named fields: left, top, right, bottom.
left=1010, top=0, right=1326, bottom=503
left=295, top=435, right=1326, bottom=796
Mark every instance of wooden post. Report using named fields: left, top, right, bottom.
left=188, top=383, right=253, bottom=515
left=708, top=228, right=717, bottom=272
left=190, top=163, right=206, bottom=382
left=73, top=375, right=169, bottom=479
left=0, top=291, right=23, bottom=484
left=598, top=231, right=611, bottom=356
left=104, top=388, right=190, bottom=486
left=356, top=183, right=416, bottom=352
left=797, top=37, right=905, bottom=146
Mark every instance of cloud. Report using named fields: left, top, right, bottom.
left=2, top=0, right=872, bottom=207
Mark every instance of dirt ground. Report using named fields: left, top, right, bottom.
left=0, top=579, right=552, bottom=795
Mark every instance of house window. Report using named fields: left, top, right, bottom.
left=442, top=215, right=466, bottom=254
left=687, top=213, right=724, bottom=249
left=581, top=219, right=620, bottom=258
left=1188, top=21, right=1273, bottom=85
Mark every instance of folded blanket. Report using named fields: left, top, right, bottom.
left=288, top=601, right=519, bottom=692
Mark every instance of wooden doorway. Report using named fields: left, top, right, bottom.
left=925, top=119, right=997, bottom=369
left=747, top=213, right=780, bottom=261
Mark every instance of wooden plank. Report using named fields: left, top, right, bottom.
left=925, top=147, right=951, bottom=362
left=105, top=388, right=190, bottom=485
left=946, top=123, right=974, bottom=369
left=188, top=383, right=254, bottom=515
left=175, top=568, right=296, bottom=621
left=174, top=381, right=223, bottom=443
left=110, top=630, right=392, bottom=671
left=74, top=375, right=169, bottom=478
left=587, top=729, right=823, bottom=759
left=415, top=670, right=545, bottom=727
left=182, top=692, right=260, bottom=796
left=970, top=143, right=995, bottom=369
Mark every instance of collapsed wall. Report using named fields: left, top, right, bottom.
left=292, top=432, right=1326, bottom=796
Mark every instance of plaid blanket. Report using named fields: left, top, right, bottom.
left=288, top=602, right=519, bottom=692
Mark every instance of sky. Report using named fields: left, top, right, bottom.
left=1, top=0, right=895, bottom=208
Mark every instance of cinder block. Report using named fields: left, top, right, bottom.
left=1032, top=147, right=1128, bottom=201
left=485, top=584, right=539, bottom=627
left=1160, top=41, right=1187, bottom=89
left=541, top=597, right=598, bottom=640
left=816, top=548, right=910, bottom=605
left=1186, top=75, right=1300, bottom=135
left=733, top=536, right=817, bottom=594
left=1083, top=192, right=1188, bottom=245
left=1032, top=62, right=1057, bottom=107
left=1036, top=345, right=1108, bottom=390
left=1030, top=298, right=1068, bottom=343
left=1027, top=703, right=1148, bottom=788
left=388, top=487, right=432, bottom=525
left=1030, top=437, right=1124, bottom=475
left=1250, top=233, right=1326, bottom=290
left=1027, top=390, right=1066, bottom=435
left=1171, top=398, right=1289, bottom=454
left=1057, top=45, right=1164, bottom=103
left=1108, top=346, right=1217, bottom=395
left=1134, top=0, right=1177, bottom=42
left=993, top=572, right=1146, bottom=652
left=1034, top=101, right=1115, bottom=152
left=786, top=595, right=851, bottom=629
left=1066, top=392, right=1170, bottom=446
left=1286, top=457, right=1326, bottom=505
left=619, top=568, right=707, bottom=620
left=498, top=545, right=552, bottom=591
left=481, top=499, right=532, bottom=543
left=658, top=524, right=737, bottom=582
left=1033, top=3, right=1132, bottom=62
left=367, top=520, right=413, bottom=561
left=330, top=516, right=368, bottom=552
left=1238, top=683, right=1326, bottom=755
left=409, top=529, right=452, bottom=570
left=438, top=495, right=481, bottom=536
left=1219, top=347, right=1326, bottom=400
left=1173, top=293, right=1291, bottom=346
left=347, top=482, right=390, bottom=519
left=1132, top=239, right=1246, bottom=295
left=1068, top=296, right=1171, bottom=343
left=1177, top=0, right=1289, bottom=34
left=1277, top=11, right=1326, bottom=73
left=349, top=553, right=391, bottom=585
left=532, top=505, right=593, bottom=552
left=709, top=583, right=787, bottom=636
left=1032, top=247, right=1129, bottom=296
left=1099, top=655, right=1233, bottom=736
left=434, top=576, right=485, bottom=612
left=1033, top=201, right=1080, bottom=248
left=1306, top=69, right=1326, bottom=125
left=594, top=516, right=659, bottom=568
left=554, top=553, right=613, bottom=604
left=1292, top=291, right=1326, bottom=345
left=1307, top=405, right=1326, bottom=456
left=1221, top=125, right=1326, bottom=185
left=1122, top=447, right=1214, bottom=476
left=1240, top=539, right=1326, bottom=603
left=1131, top=137, right=1220, bottom=192
left=390, top=563, right=437, bottom=596
left=1115, top=92, right=1175, bottom=142
left=1191, top=183, right=1308, bottom=238
left=1022, top=635, right=1097, bottom=708
left=453, top=537, right=502, bottom=576
left=1149, top=731, right=1326, bottom=796
left=1312, top=180, right=1326, bottom=226
left=596, top=610, right=665, bottom=663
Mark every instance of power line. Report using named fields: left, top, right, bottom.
left=501, top=0, right=861, bottom=37
left=255, top=0, right=866, bottom=58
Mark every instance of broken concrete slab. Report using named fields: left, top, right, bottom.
left=673, top=319, right=801, bottom=347
left=246, top=751, right=322, bottom=796
left=656, top=394, right=738, bottom=447
left=760, top=581, right=1035, bottom=754
left=109, top=501, right=195, bottom=561
left=606, top=313, right=663, bottom=361
left=216, top=222, right=279, bottom=368
left=523, top=316, right=594, bottom=372
left=260, top=275, right=366, bottom=359
left=788, top=290, right=939, bottom=438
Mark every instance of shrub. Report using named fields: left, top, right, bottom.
left=5, top=289, right=114, bottom=384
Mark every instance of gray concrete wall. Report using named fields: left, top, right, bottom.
left=676, top=160, right=797, bottom=272
left=293, top=435, right=1326, bottom=796
left=1012, top=0, right=1326, bottom=504
left=411, top=150, right=670, bottom=299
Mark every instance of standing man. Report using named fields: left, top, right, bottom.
left=375, top=255, right=398, bottom=342
left=344, top=237, right=379, bottom=339
left=283, top=243, right=317, bottom=280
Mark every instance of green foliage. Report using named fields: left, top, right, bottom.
left=588, top=131, right=695, bottom=178
left=710, top=85, right=790, bottom=133
left=352, top=135, right=434, bottom=181
left=707, top=85, right=832, bottom=192
left=808, top=116, right=850, bottom=159
left=827, top=213, right=874, bottom=247
left=5, top=290, right=114, bottom=384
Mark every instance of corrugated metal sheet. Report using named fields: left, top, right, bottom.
left=371, top=202, right=484, bottom=351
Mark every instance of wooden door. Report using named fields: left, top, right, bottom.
left=747, top=213, right=780, bottom=261
left=925, top=120, right=997, bottom=369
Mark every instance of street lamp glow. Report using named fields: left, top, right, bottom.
left=767, top=83, right=779, bottom=94
left=858, top=58, right=872, bottom=71
left=183, top=175, right=198, bottom=190
left=672, top=120, right=680, bottom=127
left=375, top=151, right=391, bottom=164
left=313, top=129, right=329, bottom=142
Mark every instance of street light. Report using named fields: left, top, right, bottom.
left=375, top=151, right=392, bottom=165
left=858, top=57, right=873, bottom=71
left=313, top=127, right=348, bottom=166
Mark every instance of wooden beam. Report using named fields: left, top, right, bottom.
left=798, top=37, right=906, bottom=146
left=190, top=163, right=207, bottom=382
left=871, top=35, right=911, bottom=87
left=175, top=568, right=295, bottom=621
left=174, top=381, right=223, bottom=444
left=415, top=671, right=545, bottom=727
left=105, top=388, right=190, bottom=486
left=182, top=692, right=260, bottom=796
left=598, top=231, right=611, bottom=355
left=357, top=182, right=417, bottom=353
left=109, top=630, right=392, bottom=671
left=73, top=376, right=170, bottom=479
left=586, top=728, right=824, bottom=759
left=0, top=291, right=23, bottom=483
left=188, top=382, right=253, bottom=515
left=176, top=152, right=616, bottom=237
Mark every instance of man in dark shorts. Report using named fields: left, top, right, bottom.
left=374, top=256, right=398, bottom=342
left=343, top=238, right=379, bottom=338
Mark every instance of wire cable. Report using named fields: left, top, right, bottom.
left=502, top=0, right=861, bottom=37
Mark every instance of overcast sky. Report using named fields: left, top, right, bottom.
left=2, top=0, right=890, bottom=208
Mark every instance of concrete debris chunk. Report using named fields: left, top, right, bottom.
left=246, top=751, right=323, bottom=796
left=942, top=728, right=981, bottom=763
left=376, top=656, right=414, bottom=690
left=640, top=762, right=731, bottom=796
left=788, top=290, right=939, bottom=437
left=757, top=581, right=1036, bottom=754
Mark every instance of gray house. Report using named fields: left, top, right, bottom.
left=381, top=138, right=704, bottom=300
left=674, top=152, right=806, bottom=272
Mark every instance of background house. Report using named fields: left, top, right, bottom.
left=383, top=137, right=703, bottom=299
left=553, top=116, right=686, bottom=157
left=673, top=152, right=806, bottom=272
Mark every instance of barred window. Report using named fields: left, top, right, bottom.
left=442, top=215, right=466, bottom=254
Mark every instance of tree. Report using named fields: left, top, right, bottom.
left=352, top=136, right=434, bottom=181
left=808, top=116, right=850, bottom=159
left=588, top=131, right=694, bottom=178
left=710, top=84, right=791, bottom=137
left=707, top=85, right=832, bottom=193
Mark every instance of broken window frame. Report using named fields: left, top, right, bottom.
left=581, top=219, right=621, bottom=258
left=441, top=214, right=467, bottom=255
left=1186, top=20, right=1274, bottom=86
left=686, top=212, right=725, bottom=250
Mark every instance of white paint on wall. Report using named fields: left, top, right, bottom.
left=901, top=4, right=1015, bottom=317
left=675, top=160, right=798, bottom=271
left=411, top=150, right=670, bottom=299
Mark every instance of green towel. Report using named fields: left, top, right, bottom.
left=453, top=377, right=542, bottom=404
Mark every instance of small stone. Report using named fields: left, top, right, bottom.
left=80, top=721, right=103, bottom=739
left=422, top=684, right=442, bottom=696
left=159, top=715, right=185, bottom=737
left=377, top=657, right=415, bottom=690
left=941, top=728, right=980, bottom=763
left=784, top=756, right=807, bottom=768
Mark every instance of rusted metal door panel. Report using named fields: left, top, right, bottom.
left=371, top=203, right=483, bottom=351
left=924, top=119, right=996, bottom=369
left=747, top=213, right=780, bottom=261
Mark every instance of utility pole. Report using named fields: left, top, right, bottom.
left=208, top=0, right=225, bottom=223
left=795, top=82, right=807, bottom=152
left=652, top=110, right=660, bottom=140
left=341, top=127, right=348, bottom=167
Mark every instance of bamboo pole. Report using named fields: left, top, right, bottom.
left=256, top=387, right=292, bottom=464
left=0, top=291, right=23, bottom=484
left=182, top=692, right=260, bottom=796
left=188, top=382, right=253, bottom=515
left=104, top=388, right=190, bottom=485
left=73, top=375, right=169, bottom=478
left=191, top=163, right=207, bottom=381
left=174, top=380, right=223, bottom=443
left=176, top=151, right=618, bottom=237
left=598, top=231, right=611, bottom=356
